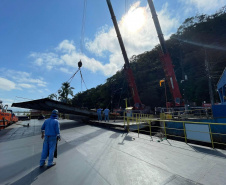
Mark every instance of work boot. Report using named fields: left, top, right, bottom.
left=39, top=162, right=46, bottom=168
left=47, top=162, right=56, bottom=168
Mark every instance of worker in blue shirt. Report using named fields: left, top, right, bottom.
left=40, top=109, right=61, bottom=168
left=97, top=107, right=103, bottom=121
left=103, top=108, right=110, bottom=122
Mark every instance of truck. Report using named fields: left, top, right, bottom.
left=0, top=100, right=18, bottom=129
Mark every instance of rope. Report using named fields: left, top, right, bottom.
left=80, top=70, right=83, bottom=92
left=80, top=69, right=88, bottom=90
left=125, top=0, right=128, bottom=13
left=66, top=68, right=80, bottom=84
left=79, top=69, right=96, bottom=108
left=80, top=0, right=87, bottom=53
left=50, top=66, right=80, bottom=98
left=50, top=0, right=88, bottom=98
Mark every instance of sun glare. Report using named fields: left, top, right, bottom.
left=123, top=6, right=146, bottom=33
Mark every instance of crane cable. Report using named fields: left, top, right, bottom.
left=67, top=68, right=80, bottom=84
left=50, top=60, right=82, bottom=99
left=79, top=68, right=97, bottom=109
left=58, top=0, right=89, bottom=100
left=80, top=0, right=87, bottom=53
left=125, top=0, right=128, bottom=13
left=80, top=69, right=88, bottom=90
left=78, top=0, right=87, bottom=92
left=48, top=0, right=88, bottom=100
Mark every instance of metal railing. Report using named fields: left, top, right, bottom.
left=159, top=108, right=213, bottom=120
left=123, top=112, right=226, bottom=148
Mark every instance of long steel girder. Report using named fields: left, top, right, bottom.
left=12, top=98, right=97, bottom=117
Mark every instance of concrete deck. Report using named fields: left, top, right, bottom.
left=0, top=119, right=226, bottom=185
left=89, top=119, right=149, bottom=131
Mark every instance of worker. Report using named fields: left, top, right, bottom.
left=40, top=109, right=61, bottom=168
left=97, top=107, right=103, bottom=121
left=103, top=108, right=110, bottom=122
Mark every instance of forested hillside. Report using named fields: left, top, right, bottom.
left=72, top=8, right=226, bottom=110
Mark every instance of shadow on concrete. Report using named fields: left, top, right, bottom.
left=0, top=127, right=108, bottom=184
left=189, top=144, right=226, bottom=158
left=0, top=128, right=14, bottom=137
left=0, top=126, right=39, bottom=143
left=165, top=139, right=172, bottom=146
left=118, top=133, right=135, bottom=145
left=11, top=166, right=48, bottom=185
left=0, top=121, right=85, bottom=143
left=109, top=132, right=120, bottom=139
left=60, top=121, right=85, bottom=130
left=124, top=135, right=136, bottom=141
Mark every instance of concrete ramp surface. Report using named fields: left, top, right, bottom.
left=0, top=119, right=226, bottom=185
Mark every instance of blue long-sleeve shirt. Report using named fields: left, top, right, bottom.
left=103, top=108, right=110, bottom=115
left=97, top=108, right=102, bottom=114
left=41, top=115, right=60, bottom=136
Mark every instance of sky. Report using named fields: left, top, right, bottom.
left=0, top=0, right=226, bottom=111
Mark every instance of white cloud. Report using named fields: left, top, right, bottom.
left=85, top=26, right=117, bottom=57
left=30, top=40, right=110, bottom=76
left=85, top=1, right=179, bottom=75
left=180, top=0, right=226, bottom=14
left=56, top=40, right=76, bottom=53
left=59, top=67, right=72, bottom=74
left=0, top=69, right=47, bottom=92
left=29, top=2, right=179, bottom=76
left=35, top=58, right=43, bottom=66
left=0, top=77, right=16, bottom=91
left=0, top=98, right=14, bottom=109
left=30, top=52, right=64, bottom=70
left=0, top=98, right=31, bottom=112
left=6, top=70, right=47, bottom=88
left=0, top=98, right=14, bottom=103
left=38, top=90, right=44, bottom=93
left=18, top=83, right=34, bottom=89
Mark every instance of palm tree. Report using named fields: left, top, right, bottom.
left=58, top=82, right=74, bottom=104
left=48, top=93, right=58, bottom=100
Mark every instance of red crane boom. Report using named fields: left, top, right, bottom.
left=147, top=0, right=183, bottom=106
left=106, top=0, right=142, bottom=109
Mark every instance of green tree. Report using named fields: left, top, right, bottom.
left=48, top=93, right=58, bottom=100
left=71, top=10, right=226, bottom=108
left=58, top=82, right=74, bottom=104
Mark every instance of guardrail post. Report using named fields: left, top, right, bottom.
left=136, top=114, right=139, bottom=138
left=123, top=111, right=125, bottom=127
left=127, top=117, right=130, bottom=133
left=164, top=121, right=167, bottom=139
left=183, top=122, right=187, bottom=143
left=209, top=124, right=214, bottom=148
left=149, top=120, right=152, bottom=140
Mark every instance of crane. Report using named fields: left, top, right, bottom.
left=147, top=0, right=183, bottom=106
left=106, top=0, right=143, bottom=110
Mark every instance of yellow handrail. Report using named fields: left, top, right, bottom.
left=124, top=112, right=226, bottom=148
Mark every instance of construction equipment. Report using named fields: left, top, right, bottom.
left=147, top=0, right=183, bottom=106
left=0, top=100, right=18, bottom=129
left=106, top=0, right=143, bottom=110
